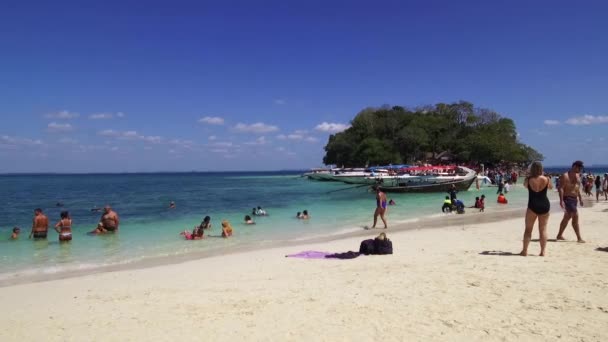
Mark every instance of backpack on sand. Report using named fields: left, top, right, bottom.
left=374, top=236, right=393, bottom=255
left=359, top=239, right=376, bottom=255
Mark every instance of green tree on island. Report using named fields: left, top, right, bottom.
left=322, top=101, right=543, bottom=167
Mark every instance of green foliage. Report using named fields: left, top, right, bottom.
left=322, top=101, right=543, bottom=166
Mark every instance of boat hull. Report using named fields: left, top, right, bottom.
left=378, top=176, right=476, bottom=193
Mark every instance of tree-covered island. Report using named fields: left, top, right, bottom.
left=322, top=101, right=543, bottom=167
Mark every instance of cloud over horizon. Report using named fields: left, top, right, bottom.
left=234, top=122, right=279, bottom=134
left=565, top=115, right=608, bottom=125
left=89, top=112, right=125, bottom=120
left=47, top=122, right=74, bottom=132
left=543, top=120, right=560, bottom=126
left=44, top=110, right=79, bottom=120
left=314, top=122, right=350, bottom=133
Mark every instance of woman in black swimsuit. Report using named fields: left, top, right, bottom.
left=520, top=161, right=552, bottom=256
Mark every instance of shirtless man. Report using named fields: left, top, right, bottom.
left=29, top=208, right=49, bottom=239
left=92, top=205, right=120, bottom=234
left=372, top=186, right=388, bottom=229
left=556, top=160, right=585, bottom=243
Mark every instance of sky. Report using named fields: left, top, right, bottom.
left=1, top=0, right=607, bottom=172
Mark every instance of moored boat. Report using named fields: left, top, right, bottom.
left=376, top=166, right=477, bottom=193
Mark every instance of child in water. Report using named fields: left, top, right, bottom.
left=10, top=227, right=20, bottom=240
left=221, top=220, right=233, bottom=238
left=497, top=192, right=508, bottom=204
left=300, top=210, right=310, bottom=219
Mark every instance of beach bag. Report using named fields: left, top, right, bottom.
left=359, top=239, right=376, bottom=255
left=374, top=236, right=393, bottom=255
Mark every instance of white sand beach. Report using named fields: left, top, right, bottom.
left=1, top=202, right=607, bottom=342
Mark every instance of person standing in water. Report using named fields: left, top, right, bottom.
left=520, top=161, right=552, bottom=257
left=29, top=208, right=49, bottom=239
left=54, top=211, right=73, bottom=242
left=372, top=186, right=388, bottom=229
left=556, top=160, right=585, bottom=243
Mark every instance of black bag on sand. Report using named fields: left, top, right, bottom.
left=359, top=239, right=376, bottom=255
left=374, top=236, right=393, bottom=255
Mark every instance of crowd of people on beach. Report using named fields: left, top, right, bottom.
left=7, top=160, right=605, bottom=259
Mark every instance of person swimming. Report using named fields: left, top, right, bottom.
left=256, top=206, right=267, bottom=216
left=388, top=199, right=396, bottom=206
left=244, top=215, right=255, bottom=225
left=296, top=212, right=302, bottom=219
left=221, top=220, right=233, bottom=238
left=169, top=201, right=176, bottom=209
left=301, top=210, right=310, bottom=219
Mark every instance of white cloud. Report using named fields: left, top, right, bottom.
left=45, top=110, right=79, bottom=119
left=0, top=135, right=43, bottom=149
left=287, top=134, right=303, bottom=140
left=565, top=115, right=608, bottom=125
left=276, top=134, right=287, bottom=140
left=274, top=99, right=286, bottom=105
left=543, top=120, right=561, bottom=126
left=89, top=112, right=124, bottom=120
left=143, top=136, right=162, bottom=144
left=198, top=116, right=225, bottom=125
left=122, top=131, right=139, bottom=138
left=234, top=122, right=279, bottom=134
left=47, top=122, right=74, bottom=132
left=245, top=136, right=268, bottom=146
left=208, top=135, right=217, bottom=141
left=276, top=147, right=286, bottom=152
left=293, top=130, right=308, bottom=134
left=314, top=122, right=350, bottom=133
left=98, top=129, right=118, bottom=137
left=212, top=142, right=233, bottom=147
left=97, top=129, right=165, bottom=145
left=305, top=136, right=319, bottom=143
left=210, top=148, right=228, bottom=153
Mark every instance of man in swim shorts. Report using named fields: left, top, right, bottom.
left=556, top=160, right=585, bottom=243
left=372, top=186, right=388, bottom=229
left=93, top=205, right=120, bottom=234
left=29, top=208, right=49, bottom=239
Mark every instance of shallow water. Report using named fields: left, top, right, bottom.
left=2, top=169, right=600, bottom=280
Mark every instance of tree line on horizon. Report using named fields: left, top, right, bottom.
left=322, top=101, right=543, bottom=167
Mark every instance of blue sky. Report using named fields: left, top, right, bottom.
left=1, top=0, right=607, bottom=172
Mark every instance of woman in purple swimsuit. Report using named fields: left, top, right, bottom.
left=372, top=186, right=388, bottom=229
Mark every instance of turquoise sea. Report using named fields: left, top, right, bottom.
left=1, top=168, right=605, bottom=281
